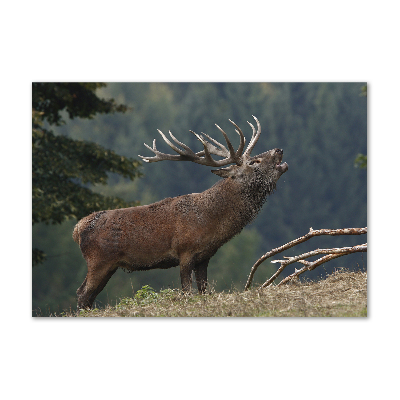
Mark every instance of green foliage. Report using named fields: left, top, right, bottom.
left=116, top=286, right=159, bottom=309
left=354, top=153, right=367, bottom=169
left=32, top=122, right=141, bottom=224
left=32, top=83, right=142, bottom=265
left=32, top=82, right=129, bottom=126
left=116, top=297, right=136, bottom=309
left=32, top=248, right=46, bottom=265
left=134, top=285, right=158, bottom=303
left=354, top=84, right=367, bottom=168
left=360, top=85, right=367, bottom=97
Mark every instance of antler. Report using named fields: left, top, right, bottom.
left=243, top=115, right=261, bottom=159
left=138, top=116, right=261, bottom=167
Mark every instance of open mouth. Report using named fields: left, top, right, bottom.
left=275, top=155, right=288, bottom=173
left=274, top=149, right=288, bottom=174
left=277, top=161, right=288, bottom=173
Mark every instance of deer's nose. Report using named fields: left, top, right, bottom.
left=275, top=148, right=283, bottom=155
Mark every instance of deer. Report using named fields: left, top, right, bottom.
left=73, top=116, right=288, bottom=309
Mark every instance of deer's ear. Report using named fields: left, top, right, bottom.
left=211, top=165, right=236, bottom=178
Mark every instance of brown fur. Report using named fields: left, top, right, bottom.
left=73, top=120, right=288, bottom=309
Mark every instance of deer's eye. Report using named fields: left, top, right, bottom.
left=249, top=160, right=260, bottom=166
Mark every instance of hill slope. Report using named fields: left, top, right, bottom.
left=53, top=270, right=367, bottom=317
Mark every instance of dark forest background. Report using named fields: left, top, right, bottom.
left=32, top=82, right=367, bottom=314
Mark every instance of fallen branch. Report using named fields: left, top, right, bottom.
left=261, top=243, right=367, bottom=288
left=244, top=227, right=367, bottom=290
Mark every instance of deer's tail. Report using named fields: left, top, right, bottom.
left=73, top=211, right=107, bottom=246
left=72, top=222, right=81, bottom=244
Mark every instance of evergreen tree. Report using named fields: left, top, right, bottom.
left=32, top=83, right=142, bottom=265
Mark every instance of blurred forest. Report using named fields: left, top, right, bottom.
left=32, top=82, right=367, bottom=315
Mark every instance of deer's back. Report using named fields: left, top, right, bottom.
left=73, top=180, right=246, bottom=270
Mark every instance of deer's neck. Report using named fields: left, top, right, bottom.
left=238, top=172, right=276, bottom=222
left=203, top=175, right=274, bottom=228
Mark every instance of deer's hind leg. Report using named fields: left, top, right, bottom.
left=77, top=261, right=117, bottom=309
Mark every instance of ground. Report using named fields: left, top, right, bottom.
left=55, top=269, right=367, bottom=317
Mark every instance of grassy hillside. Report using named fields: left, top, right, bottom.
left=46, top=270, right=367, bottom=317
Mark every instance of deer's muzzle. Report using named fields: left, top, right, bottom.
left=274, top=149, right=288, bottom=174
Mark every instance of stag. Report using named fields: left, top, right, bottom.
left=73, top=116, right=288, bottom=309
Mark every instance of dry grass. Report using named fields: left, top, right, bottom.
left=58, top=269, right=367, bottom=317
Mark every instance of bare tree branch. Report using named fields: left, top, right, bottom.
left=245, top=227, right=367, bottom=290
left=261, top=243, right=367, bottom=288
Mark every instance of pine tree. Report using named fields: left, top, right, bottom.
left=32, top=83, right=142, bottom=265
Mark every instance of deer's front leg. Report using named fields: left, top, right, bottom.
left=194, top=259, right=209, bottom=294
left=179, top=256, right=194, bottom=293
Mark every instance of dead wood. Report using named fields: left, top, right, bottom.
left=245, top=227, right=367, bottom=290
left=264, top=243, right=367, bottom=288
